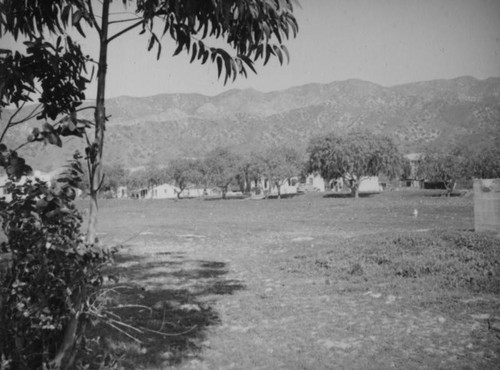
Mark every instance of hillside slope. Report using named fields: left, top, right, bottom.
left=1, top=76, right=499, bottom=171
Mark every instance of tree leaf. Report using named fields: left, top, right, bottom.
left=239, top=55, right=257, bottom=74
left=190, top=42, right=197, bottom=63
left=172, top=38, right=184, bottom=56
left=72, top=10, right=83, bottom=26
left=216, top=55, right=223, bottom=79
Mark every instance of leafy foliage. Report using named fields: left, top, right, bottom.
left=100, top=163, right=129, bottom=195
left=416, top=148, right=466, bottom=195
left=0, top=144, right=33, bottom=180
left=191, top=158, right=213, bottom=194
left=259, top=145, right=302, bottom=198
left=465, top=145, right=500, bottom=179
left=134, top=0, right=299, bottom=83
left=0, top=154, right=114, bottom=369
left=205, top=147, right=241, bottom=199
left=0, top=37, right=90, bottom=120
left=235, top=153, right=264, bottom=194
left=306, top=131, right=402, bottom=197
left=401, top=157, right=413, bottom=180
left=165, top=158, right=202, bottom=198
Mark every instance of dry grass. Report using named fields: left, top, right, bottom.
left=299, top=230, right=500, bottom=296
left=71, top=189, right=500, bottom=368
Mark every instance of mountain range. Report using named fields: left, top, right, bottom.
left=2, top=76, right=499, bottom=172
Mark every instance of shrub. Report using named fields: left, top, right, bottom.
left=0, top=156, right=114, bottom=369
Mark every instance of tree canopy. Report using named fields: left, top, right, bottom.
left=165, top=157, right=201, bottom=198
left=306, top=131, right=402, bottom=197
left=416, top=148, right=466, bottom=195
left=236, top=152, right=263, bottom=193
left=416, top=144, right=500, bottom=195
left=205, top=147, right=241, bottom=199
left=259, top=145, right=302, bottom=198
left=466, top=145, right=500, bottom=180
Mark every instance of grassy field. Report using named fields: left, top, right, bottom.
left=73, top=190, right=500, bottom=368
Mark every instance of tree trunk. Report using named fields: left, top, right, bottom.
left=343, top=175, right=359, bottom=198
left=87, top=0, right=110, bottom=243
left=349, top=179, right=360, bottom=198
left=245, top=172, right=251, bottom=194
left=445, top=180, right=456, bottom=197
left=352, top=186, right=359, bottom=198
left=54, top=2, right=110, bottom=369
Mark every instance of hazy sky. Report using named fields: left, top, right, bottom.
left=2, top=0, right=500, bottom=98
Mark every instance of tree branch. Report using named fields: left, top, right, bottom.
left=10, top=103, right=43, bottom=126
left=108, top=17, right=142, bottom=25
left=107, top=20, right=144, bottom=44
left=75, top=105, right=97, bottom=114
left=0, top=102, right=42, bottom=143
left=86, top=0, right=102, bottom=36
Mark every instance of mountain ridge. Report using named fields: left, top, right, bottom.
left=2, top=76, right=499, bottom=171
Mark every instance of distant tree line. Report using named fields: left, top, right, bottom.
left=94, top=132, right=500, bottom=199
left=416, top=142, right=500, bottom=195
left=87, top=144, right=303, bottom=199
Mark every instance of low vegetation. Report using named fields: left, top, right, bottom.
left=301, top=230, right=500, bottom=297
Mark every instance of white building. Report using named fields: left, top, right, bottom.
left=303, top=174, right=328, bottom=192
left=116, top=185, right=128, bottom=198
left=357, top=176, right=383, bottom=193
left=252, top=177, right=299, bottom=196
left=302, top=174, right=382, bottom=193
left=130, top=183, right=181, bottom=199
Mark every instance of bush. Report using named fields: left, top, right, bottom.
left=0, top=157, right=114, bottom=369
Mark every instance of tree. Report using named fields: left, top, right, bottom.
left=259, top=145, right=302, bottom=199
left=205, top=147, right=241, bottom=199
left=417, top=148, right=468, bottom=196
left=236, top=152, right=263, bottom=194
left=466, top=145, right=500, bottom=179
left=101, top=162, right=129, bottom=196
left=191, top=157, right=213, bottom=197
left=126, top=168, right=148, bottom=191
left=306, top=131, right=402, bottom=198
left=166, top=157, right=201, bottom=199
left=144, top=159, right=166, bottom=190
left=1, top=1, right=299, bottom=368
left=401, top=157, right=413, bottom=181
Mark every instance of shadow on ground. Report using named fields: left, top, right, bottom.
left=80, top=250, right=245, bottom=369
